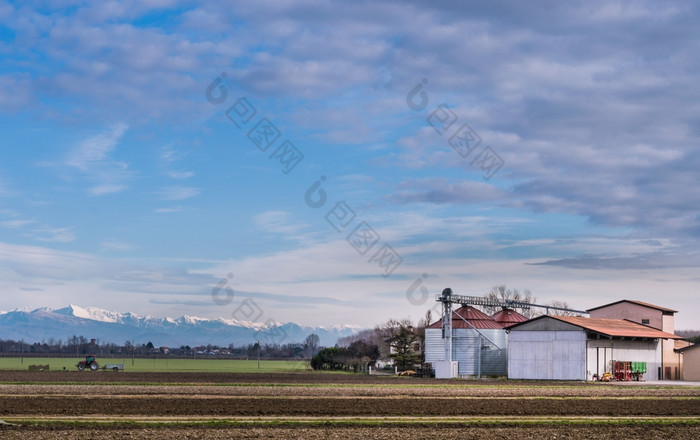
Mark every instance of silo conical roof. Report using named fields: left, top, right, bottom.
left=427, top=306, right=504, bottom=329
left=492, top=308, right=528, bottom=327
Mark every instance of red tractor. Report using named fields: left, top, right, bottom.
left=76, top=355, right=99, bottom=371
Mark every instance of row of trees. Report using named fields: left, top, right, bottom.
left=310, top=340, right=380, bottom=371
left=0, top=333, right=323, bottom=359
left=311, top=314, right=432, bottom=372
left=483, top=285, right=580, bottom=317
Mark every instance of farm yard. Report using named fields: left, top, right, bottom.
left=0, top=370, right=698, bottom=439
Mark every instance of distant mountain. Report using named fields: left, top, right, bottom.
left=0, top=305, right=361, bottom=347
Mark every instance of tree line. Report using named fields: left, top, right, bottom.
left=310, top=314, right=433, bottom=372
left=0, top=333, right=323, bottom=359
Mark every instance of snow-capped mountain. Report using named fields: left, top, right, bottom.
left=52, top=305, right=126, bottom=323
left=0, top=305, right=361, bottom=347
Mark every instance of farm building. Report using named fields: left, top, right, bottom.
left=425, top=306, right=527, bottom=377
left=675, top=343, right=700, bottom=381
left=587, top=300, right=680, bottom=379
left=507, top=315, right=683, bottom=381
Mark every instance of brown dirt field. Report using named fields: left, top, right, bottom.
left=1, top=395, right=698, bottom=417
left=1, top=371, right=698, bottom=439
left=1, top=383, right=698, bottom=397
left=12, top=370, right=689, bottom=386
left=0, top=425, right=699, bottom=440
left=0, top=371, right=417, bottom=384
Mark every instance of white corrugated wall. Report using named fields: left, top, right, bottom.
left=586, top=339, right=662, bottom=381
left=507, top=330, right=587, bottom=380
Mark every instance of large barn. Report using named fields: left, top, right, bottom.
left=425, top=306, right=526, bottom=377
left=587, top=300, right=679, bottom=379
left=507, top=315, right=683, bottom=381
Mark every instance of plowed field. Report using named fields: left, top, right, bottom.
left=1, top=371, right=698, bottom=439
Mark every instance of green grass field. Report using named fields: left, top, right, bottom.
left=0, top=357, right=308, bottom=373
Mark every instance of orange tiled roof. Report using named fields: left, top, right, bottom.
left=550, top=315, right=683, bottom=339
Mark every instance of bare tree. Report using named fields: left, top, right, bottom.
left=303, top=333, right=320, bottom=356
left=482, top=285, right=536, bottom=318
left=538, top=300, right=581, bottom=317
left=415, top=309, right=434, bottom=363
left=338, top=328, right=384, bottom=347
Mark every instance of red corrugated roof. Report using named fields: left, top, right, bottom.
left=492, top=308, right=528, bottom=326
left=587, top=299, right=677, bottom=314
left=427, top=306, right=504, bottom=329
left=675, top=340, right=693, bottom=351
left=549, top=315, right=683, bottom=339
left=675, top=343, right=699, bottom=353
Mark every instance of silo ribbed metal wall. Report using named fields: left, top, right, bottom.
left=424, top=329, right=447, bottom=363
left=425, top=328, right=508, bottom=376
left=477, top=329, right=508, bottom=376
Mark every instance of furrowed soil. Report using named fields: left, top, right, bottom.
left=1, top=371, right=698, bottom=439
left=3, top=425, right=700, bottom=440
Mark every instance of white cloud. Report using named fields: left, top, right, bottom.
left=155, top=207, right=184, bottom=213
left=0, top=74, right=34, bottom=111
left=2, top=0, right=700, bottom=329
left=1, top=219, right=35, bottom=228
left=167, top=171, right=194, bottom=179
left=253, top=211, right=307, bottom=236
left=60, top=123, right=131, bottom=196
left=90, top=184, right=129, bottom=196
left=65, top=123, right=128, bottom=170
left=31, top=226, right=76, bottom=243
left=100, top=240, right=135, bottom=252
left=156, top=186, right=201, bottom=201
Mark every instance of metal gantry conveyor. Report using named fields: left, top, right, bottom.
left=436, top=287, right=588, bottom=367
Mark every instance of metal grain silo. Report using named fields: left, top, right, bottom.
left=425, top=306, right=508, bottom=377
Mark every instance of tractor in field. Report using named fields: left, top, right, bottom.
left=76, top=355, right=99, bottom=371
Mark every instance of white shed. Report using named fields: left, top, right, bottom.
left=507, top=315, right=682, bottom=381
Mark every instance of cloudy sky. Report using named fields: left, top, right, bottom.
left=1, top=1, right=698, bottom=330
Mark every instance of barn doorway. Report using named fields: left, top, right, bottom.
left=596, top=347, right=613, bottom=377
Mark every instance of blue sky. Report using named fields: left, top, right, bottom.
left=1, top=0, right=699, bottom=329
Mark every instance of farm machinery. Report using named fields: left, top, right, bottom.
left=76, top=355, right=124, bottom=372
left=593, top=361, right=647, bottom=381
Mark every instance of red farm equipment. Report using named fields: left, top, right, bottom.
left=76, top=355, right=99, bottom=371
left=76, top=355, right=124, bottom=371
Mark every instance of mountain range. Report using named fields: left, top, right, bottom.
left=0, top=305, right=361, bottom=347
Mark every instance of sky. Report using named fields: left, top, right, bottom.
left=0, top=0, right=699, bottom=330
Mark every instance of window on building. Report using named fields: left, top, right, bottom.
left=641, top=319, right=650, bottom=325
